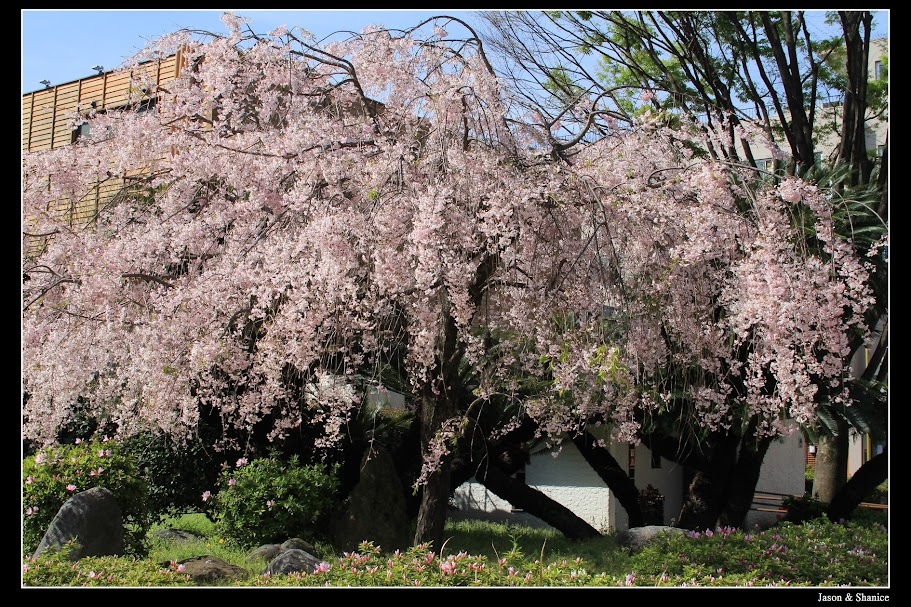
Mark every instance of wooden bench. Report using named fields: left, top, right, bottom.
left=750, top=492, right=794, bottom=514
left=750, top=493, right=888, bottom=515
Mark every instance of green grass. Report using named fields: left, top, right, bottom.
left=22, top=512, right=888, bottom=587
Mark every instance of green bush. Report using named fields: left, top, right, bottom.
left=782, top=494, right=827, bottom=524
left=208, top=454, right=340, bottom=548
left=869, top=481, right=888, bottom=503
left=118, top=430, right=219, bottom=519
left=804, top=464, right=815, bottom=495
left=626, top=518, right=887, bottom=586
left=22, top=438, right=153, bottom=558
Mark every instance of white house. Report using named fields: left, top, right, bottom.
left=451, top=428, right=806, bottom=532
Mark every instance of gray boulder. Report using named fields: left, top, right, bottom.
left=331, top=444, right=409, bottom=553
left=32, top=486, right=124, bottom=561
left=263, top=548, right=324, bottom=576
left=616, top=525, right=685, bottom=553
left=155, top=528, right=203, bottom=542
left=249, top=537, right=319, bottom=563
left=173, top=555, right=248, bottom=583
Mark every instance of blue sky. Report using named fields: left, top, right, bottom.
left=22, top=10, right=889, bottom=96
left=21, top=10, right=482, bottom=95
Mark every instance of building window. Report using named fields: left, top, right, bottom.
left=756, top=158, right=774, bottom=177
left=651, top=449, right=662, bottom=469
left=877, top=145, right=885, bottom=157
left=71, top=98, right=157, bottom=143
left=874, top=60, right=883, bottom=80
left=71, top=121, right=92, bottom=143
left=136, top=96, right=157, bottom=115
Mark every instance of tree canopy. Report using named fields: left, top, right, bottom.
left=22, top=12, right=881, bottom=544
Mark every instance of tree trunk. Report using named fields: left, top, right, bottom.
left=571, top=432, right=644, bottom=528
left=413, top=456, right=452, bottom=550
left=476, top=464, right=602, bottom=540
left=718, top=434, right=772, bottom=528
left=827, top=448, right=887, bottom=522
left=676, top=433, right=739, bottom=530
left=812, top=416, right=849, bottom=504
left=413, top=385, right=459, bottom=549
left=838, top=11, right=874, bottom=186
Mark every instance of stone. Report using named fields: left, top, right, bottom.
left=263, top=548, right=324, bottom=576
left=248, top=537, right=318, bottom=563
left=32, top=486, right=125, bottom=561
left=248, top=543, right=283, bottom=563
left=330, top=444, right=410, bottom=553
left=174, top=555, right=248, bottom=583
left=155, top=528, right=203, bottom=542
left=280, top=537, right=317, bottom=552
left=616, top=525, right=685, bottom=553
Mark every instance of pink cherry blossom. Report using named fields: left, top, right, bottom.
left=20, top=15, right=878, bottom=549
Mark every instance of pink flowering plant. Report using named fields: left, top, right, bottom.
left=205, top=454, right=339, bottom=548
left=21, top=513, right=887, bottom=586
left=21, top=438, right=152, bottom=558
left=21, top=541, right=190, bottom=587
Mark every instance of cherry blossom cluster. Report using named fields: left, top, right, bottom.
left=22, top=14, right=874, bottom=468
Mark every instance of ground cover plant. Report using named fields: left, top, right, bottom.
left=21, top=512, right=887, bottom=587
left=22, top=11, right=887, bottom=551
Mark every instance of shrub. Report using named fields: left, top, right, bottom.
left=869, top=481, right=888, bottom=503
left=782, top=494, right=827, bottom=524
left=118, top=429, right=220, bottom=519
left=207, top=454, right=340, bottom=548
left=22, top=541, right=190, bottom=587
left=22, top=438, right=153, bottom=558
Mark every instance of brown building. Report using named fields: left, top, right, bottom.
left=22, top=51, right=187, bottom=256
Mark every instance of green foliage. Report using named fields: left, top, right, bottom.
left=145, top=514, right=267, bottom=576
left=208, top=455, right=340, bottom=548
left=118, top=429, right=219, bottom=519
left=848, top=505, right=888, bottom=529
left=804, top=464, right=815, bottom=494
left=544, top=67, right=587, bottom=103
left=22, top=541, right=189, bottom=587
left=22, top=439, right=153, bottom=558
left=21, top=513, right=887, bottom=587
left=782, top=494, right=828, bottom=524
left=870, top=481, right=888, bottom=503
left=625, top=519, right=887, bottom=586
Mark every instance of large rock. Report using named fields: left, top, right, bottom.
left=32, top=486, right=125, bottom=561
left=155, top=528, right=203, bottom=542
left=331, top=444, right=409, bottom=553
left=616, top=525, right=685, bottom=553
left=173, top=555, right=248, bottom=583
left=263, top=548, right=324, bottom=576
left=249, top=537, right=319, bottom=563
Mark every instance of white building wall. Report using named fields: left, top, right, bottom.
left=633, top=444, right=684, bottom=526
left=524, top=443, right=612, bottom=531
left=744, top=430, right=807, bottom=528
left=452, top=430, right=806, bottom=532
left=452, top=439, right=685, bottom=533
